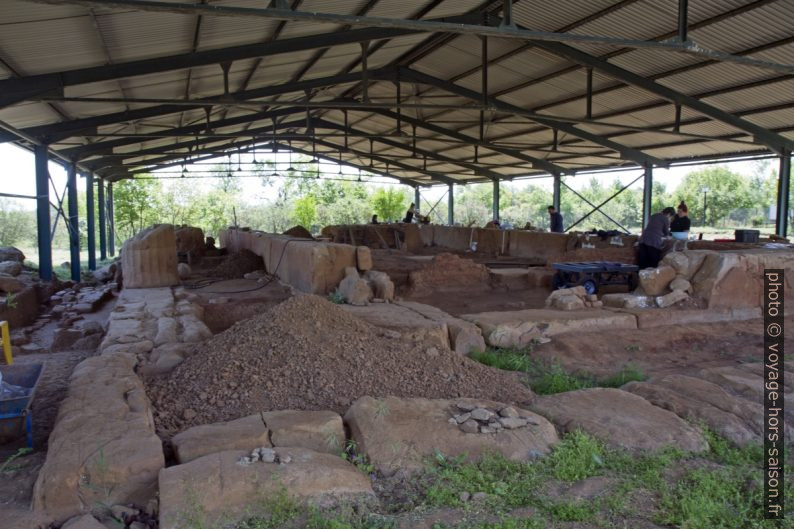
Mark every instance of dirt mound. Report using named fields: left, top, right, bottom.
left=409, top=253, right=491, bottom=295
left=210, top=249, right=263, bottom=278
left=283, top=225, right=314, bottom=239
left=146, top=295, right=533, bottom=437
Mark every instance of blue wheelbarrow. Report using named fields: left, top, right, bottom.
left=552, top=261, right=639, bottom=295
left=0, top=363, right=43, bottom=448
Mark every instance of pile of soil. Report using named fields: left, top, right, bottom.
left=210, top=249, right=264, bottom=278
left=283, top=225, right=314, bottom=239
left=146, top=295, right=533, bottom=436
left=409, top=253, right=491, bottom=295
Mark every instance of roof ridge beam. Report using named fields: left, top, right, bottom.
left=398, top=67, right=664, bottom=168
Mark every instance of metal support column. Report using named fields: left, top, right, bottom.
left=98, top=179, right=107, bottom=261
left=85, top=173, right=96, bottom=270
left=776, top=150, right=791, bottom=238
left=553, top=175, right=561, bottom=211
left=642, top=164, right=653, bottom=228
left=678, top=0, right=689, bottom=42
left=66, top=163, right=80, bottom=281
left=34, top=145, right=53, bottom=281
left=447, top=183, right=454, bottom=226
left=108, top=183, right=116, bottom=257
left=414, top=187, right=420, bottom=215
left=492, top=179, right=500, bottom=222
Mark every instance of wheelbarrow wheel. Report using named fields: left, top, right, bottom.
left=582, top=279, right=598, bottom=295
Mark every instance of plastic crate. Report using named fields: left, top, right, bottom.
left=734, top=229, right=760, bottom=243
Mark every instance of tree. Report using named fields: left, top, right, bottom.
left=370, top=187, right=408, bottom=222
left=673, top=166, right=753, bottom=226
left=0, top=199, right=35, bottom=246
left=292, top=195, right=317, bottom=228
left=112, top=178, right=163, bottom=240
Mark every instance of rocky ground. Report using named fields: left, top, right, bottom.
left=146, top=295, right=534, bottom=437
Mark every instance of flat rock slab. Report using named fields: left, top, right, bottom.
left=172, top=414, right=271, bottom=464
left=344, top=396, right=558, bottom=475
left=529, top=388, right=707, bottom=453
left=32, top=353, right=164, bottom=522
left=158, top=448, right=375, bottom=529
left=620, top=307, right=762, bottom=328
left=460, top=309, right=637, bottom=348
left=262, top=410, right=345, bottom=454
left=624, top=375, right=766, bottom=446
left=394, top=300, right=485, bottom=355
left=341, top=303, right=449, bottom=349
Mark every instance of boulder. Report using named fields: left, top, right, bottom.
left=638, top=265, right=676, bottom=296
left=174, top=226, right=205, bottom=258
left=93, top=262, right=117, bottom=283
left=654, top=289, right=689, bottom=308
left=337, top=269, right=373, bottom=306
left=158, top=448, right=375, bottom=529
left=341, top=303, right=449, bottom=350
left=0, top=261, right=22, bottom=276
left=529, top=388, right=707, bottom=453
left=344, top=396, right=558, bottom=475
left=32, top=353, right=164, bottom=521
left=364, top=270, right=395, bottom=301
left=0, top=246, right=25, bottom=263
left=550, top=295, right=585, bottom=311
left=176, top=263, right=191, bottom=279
left=601, top=293, right=654, bottom=309
left=624, top=375, right=767, bottom=445
left=121, top=224, right=179, bottom=289
left=262, top=410, right=345, bottom=454
left=62, top=514, right=106, bottom=529
left=545, top=286, right=586, bottom=303
left=356, top=246, right=373, bottom=271
left=660, top=252, right=688, bottom=276
left=50, top=328, right=85, bottom=352
left=669, top=276, right=691, bottom=293
left=172, top=414, right=271, bottom=464
left=0, top=273, right=24, bottom=294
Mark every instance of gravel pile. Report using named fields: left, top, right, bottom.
left=146, top=295, right=533, bottom=436
left=210, top=249, right=264, bottom=278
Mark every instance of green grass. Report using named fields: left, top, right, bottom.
left=468, top=347, right=534, bottom=372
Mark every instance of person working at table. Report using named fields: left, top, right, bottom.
left=637, top=207, right=676, bottom=269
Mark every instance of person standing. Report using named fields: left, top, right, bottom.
left=548, top=206, right=564, bottom=233
left=638, top=207, right=676, bottom=269
left=403, top=203, right=416, bottom=223
left=670, top=201, right=691, bottom=233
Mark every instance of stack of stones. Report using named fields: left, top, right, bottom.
left=545, top=285, right=603, bottom=311
left=237, top=447, right=292, bottom=466
left=449, top=402, right=538, bottom=434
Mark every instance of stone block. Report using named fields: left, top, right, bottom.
left=121, top=224, right=179, bottom=289
left=172, top=414, right=271, bottom=464
left=356, top=246, right=373, bottom=271
left=638, top=265, right=676, bottom=296
left=262, top=410, right=345, bottom=454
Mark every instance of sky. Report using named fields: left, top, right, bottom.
left=0, top=142, right=772, bottom=211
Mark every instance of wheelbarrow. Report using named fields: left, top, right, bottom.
left=0, top=363, right=43, bottom=448
left=552, top=261, right=639, bottom=295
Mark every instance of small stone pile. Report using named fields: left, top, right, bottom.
left=603, top=256, right=694, bottom=309
left=545, top=285, right=603, bottom=311
left=237, top=447, right=291, bottom=466
left=449, top=402, right=539, bottom=434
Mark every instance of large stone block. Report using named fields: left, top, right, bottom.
left=121, top=224, right=179, bottom=289
left=172, top=414, right=271, bottom=464
left=344, top=396, right=558, bottom=475
left=262, top=410, right=345, bottom=454
left=32, top=353, right=164, bottom=522
left=638, top=265, right=676, bottom=296
left=395, top=300, right=486, bottom=355
left=158, top=448, right=375, bottom=529
left=341, top=303, right=449, bottom=349
left=530, top=388, right=707, bottom=453
left=174, top=226, right=205, bottom=258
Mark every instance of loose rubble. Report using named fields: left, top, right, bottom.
left=449, top=402, right=539, bottom=434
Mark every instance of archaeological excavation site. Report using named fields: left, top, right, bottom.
left=1, top=1, right=794, bottom=528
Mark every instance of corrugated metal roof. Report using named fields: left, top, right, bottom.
left=0, top=0, right=792, bottom=185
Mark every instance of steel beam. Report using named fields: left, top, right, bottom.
left=400, top=67, right=664, bottom=168
left=1, top=71, right=380, bottom=144
left=777, top=151, right=791, bottom=237
left=448, top=183, right=454, bottom=225
left=367, top=108, right=566, bottom=175
left=85, top=172, right=96, bottom=270
left=108, top=183, right=115, bottom=256
left=98, top=179, right=107, bottom=261
left=415, top=187, right=421, bottom=215
left=642, top=164, right=653, bottom=228
left=0, top=17, right=458, bottom=109
left=527, top=39, right=794, bottom=154
left=553, top=175, right=561, bottom=211
left=33, top=0, right=794, bottom=75
left=67, top=163, right=81, bottom=281
left=492, top=179, right=499, bottom=222
left=35, top=145, right=53, bottom=281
